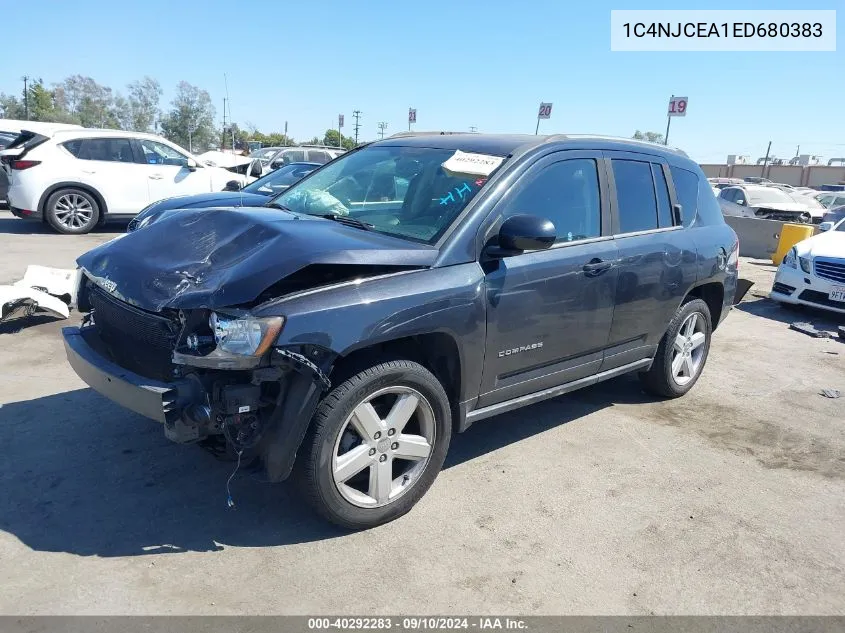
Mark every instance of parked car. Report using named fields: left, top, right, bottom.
left=249, top=145, right=344, bottom=173
left=0, top=119, right=82, bottom=205
left=718, top=185, right=818, bottom=223
left=821, top=205, right=845, bottom=225
left=810, top=191, right=845, bottom=209
left=127, top=162, right=320, bottom=232
left=1, top=128, right=261, bottom=234
left=743, top=177, right=772, bottom=184
left=62, top=133, right=744, bottom=529
left=718, top=197, right=756, bottom=218
left=770, top=216, right=845, bottom=313
left=707, top=177, right=744, bottom=189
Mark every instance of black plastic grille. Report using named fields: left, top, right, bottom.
left=772, top=282, right=795, bottom=295
left=814, top=258, right=845, bottom=284
left=89, top=285, right=179, bottom=379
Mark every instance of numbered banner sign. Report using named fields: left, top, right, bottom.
left=667, top=96, right=688, bottom=117
left=538, top=102, right=553, bottom=119
left=338, top=114, right=344, bottom=127
left=408, top=108, right=417, bottom=123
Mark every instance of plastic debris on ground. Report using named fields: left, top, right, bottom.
left=0, top=265, right=80, bottom=324
left=820, top=388, right=841, bottom=399
left=789, top=322, right=830, bottom=339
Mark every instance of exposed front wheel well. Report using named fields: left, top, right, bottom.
left=332, top=333, right=462, bottom=430
left=686, top=282, right=724, bottom=329
left=38, top=182, right=109, bottom=224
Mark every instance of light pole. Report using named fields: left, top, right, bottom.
left=377, top=121, right=387, bottom=139
left=21, top=75, right=30, bottom=120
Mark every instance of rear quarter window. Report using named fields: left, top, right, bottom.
left=669, top=166, right=701, bottom=226
left=62, top=139, right=83, bottom=157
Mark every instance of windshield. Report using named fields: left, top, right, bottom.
left=243, top=163, right=317, bottom=196
left=747, top=188, right=794, bottom=205
left=270, top=145, right=503, bottom=244
left=249, top=148, right=279, bottom=161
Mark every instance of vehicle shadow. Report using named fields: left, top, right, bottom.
left=0, top=313, right=70, bottom=335
left=736, top=296, right=845, bottom=331
left=0, top=376, right=646, bottom=557
left=0, top=214, right=127, bottom=235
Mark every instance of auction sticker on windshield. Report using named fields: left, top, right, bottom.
left=442, top=151, right=504, bottom=177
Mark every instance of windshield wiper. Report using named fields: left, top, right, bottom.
left=264, top=201, right=293, bottom=212
left=318, top=213, right=373, bottom=231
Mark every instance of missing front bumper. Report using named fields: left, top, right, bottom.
left=62, top=326, right=192, bottom=424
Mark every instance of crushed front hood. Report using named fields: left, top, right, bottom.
left=77, top=207, right=437, bottom=312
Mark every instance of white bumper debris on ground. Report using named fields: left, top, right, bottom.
left=0, top=265, right=80, bottom=323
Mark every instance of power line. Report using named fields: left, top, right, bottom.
left=352, top=110, right=362, bottom=145
left=377, top=121, right=388, bottom=139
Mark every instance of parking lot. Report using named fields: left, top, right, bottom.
left=1, top=209, right=843, bottom=615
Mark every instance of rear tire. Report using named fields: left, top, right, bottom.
left=298, top=360, right=451, bottom=530
left=45, top=188, right=100, bottom=234
left=639, top=297, right=712, bottom=398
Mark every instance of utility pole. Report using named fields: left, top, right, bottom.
left=352, top=110, right=362, bottom=146
left=377, top=121, right=387, bottom=139
left=469, top=125, right=478, bottom=133
left=761, top=141, right=772, bottom=178
left=221, top=97, right=228, bottom=150
left=664, top=94, right=673, bottom=145
left=21, top=75, right=30, bottom=120
left=284, top=121, right=289, bottom=145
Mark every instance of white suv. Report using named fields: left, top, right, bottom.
left=2, top=128, right=258, bottom=234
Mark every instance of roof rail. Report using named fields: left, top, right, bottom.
left=386, top=131, right=477, bottom=139
left=544, top=133, right=688, bottom=157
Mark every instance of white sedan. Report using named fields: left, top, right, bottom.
left=770, top=218, right=845, bottom=313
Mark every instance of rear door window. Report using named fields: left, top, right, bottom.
left=651, top=164, right=673, bottom=228
left=307, top=150, right=331, bottom=163
left=612, top=159, right=659, bottom=233
left=76, top=138, right=136, bottom=163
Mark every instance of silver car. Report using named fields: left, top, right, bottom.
left=249, top=145, right=344, bottom=175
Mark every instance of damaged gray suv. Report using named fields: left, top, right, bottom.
left=63, top=133, right=746, bottom=529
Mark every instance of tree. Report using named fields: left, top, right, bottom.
left=56, top=75, right=119, bottom=127
left=0, top=93, right=26, bottom=119
left=633, top=130, right=665, bottom=144
left=125, top=77, right=162, bottom=132
left=320, top=129, right=356, bottom=150
left=160, top=81, right=216, bottom=153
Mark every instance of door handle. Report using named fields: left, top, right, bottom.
left=81, top=169, right=97, bottom=174
left=583, top=258, right=614, bottom=276
left=149, top=174, right=164, bottom=180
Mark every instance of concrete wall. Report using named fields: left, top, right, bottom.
left=699, top=163, right=845, bottom=187
left=724, top=216, right=819, bottom=260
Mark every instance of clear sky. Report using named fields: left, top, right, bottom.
left=3, top=0, right=842, bottom=163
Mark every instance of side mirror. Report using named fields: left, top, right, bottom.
left=186, top=158, right=199, bottom=171
left=736, top=199, right=745, bottom=205
left=819, top=221, right=834, bottom=232
left=249, top=161, right=263, bottom=178
left=223, top=180, right=242, bottom=192
left=486, top=214, right=556, bottom=258
left=270, top=160, right=283, bottom=170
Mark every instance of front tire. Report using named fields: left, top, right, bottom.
left=45, top=188, right=100, bottom=234
left=298, top=360, right=452, bottom=529
left=639, top=297, right=712, bottom=398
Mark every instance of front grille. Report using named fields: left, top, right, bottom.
left=798, top=290, right=845, bottom=310
left=814, top=258, right=845, bottom=284
left=772, top=282, right=796, bottom=295
left=89, top=285, right=180, bottom=379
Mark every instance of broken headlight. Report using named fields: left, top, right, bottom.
left=209, top=313, right=284, bottom=356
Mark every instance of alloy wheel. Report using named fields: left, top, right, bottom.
left=331, top=386, right=436, bottom=508
left=671, top=312, right=707, bottom=386
left=53, top=194, right=94, bottom=229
